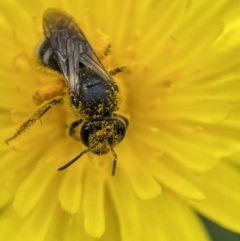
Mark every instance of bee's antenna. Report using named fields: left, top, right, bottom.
left=110, top=147, right=117, bottom=176
left=58, top=149, right=90, bottom=171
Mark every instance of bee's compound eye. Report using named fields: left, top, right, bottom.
left=37, top=39, right=61, bottom=72
left=80, top=122, right=91, bottom=147
left=108, top=118, right=126, bottom=146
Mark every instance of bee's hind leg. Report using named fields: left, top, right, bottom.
left=109, top=66, right=130, bottom=76
left=5, top=96, right=63, bottom=144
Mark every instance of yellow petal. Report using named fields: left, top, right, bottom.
left=118, top=140, right=162, bottom=199
left=108, top=175, right=211, bottom=241
left=188, top=161, right=240, bottom=233
left=58, top=162, right=84, bottom=213
left=131, top=130, right=219, bottom=171
left=13, top=159, right=56, bottom=217
left=82, top=165, right=106, bottom=238
left=150, top=157, right=206, bottom=200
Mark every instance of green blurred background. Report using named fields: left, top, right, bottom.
left=201, top=216, right=240, bottom=241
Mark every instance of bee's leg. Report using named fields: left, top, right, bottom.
left=99, top=44, right=111, bottom=59
left=103, top=44, right=111, bottom=57
left=33, top=81, right=66, bottom=105
left=109, top=66, right=130, bottom=76
left=68, top=120, right=83, bottom=140
left=5, top=97, right=63, bottom=144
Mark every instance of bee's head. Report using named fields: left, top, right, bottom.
left=58, top=116, right=128, bottom=175
left=80, top=117, right=127, bottom=154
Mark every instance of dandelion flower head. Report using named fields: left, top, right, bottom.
left=0, top=0, right=240, bottom=240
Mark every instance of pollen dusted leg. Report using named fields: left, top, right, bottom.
left=99, top=44, right=112, bottom=59
left=5, top=97, right=63, bottom=144
left=99, top=44, right=129, bottom=76
left=103, top=44, right=111, bottom=57
left=109, top=66, right=129, bottom=76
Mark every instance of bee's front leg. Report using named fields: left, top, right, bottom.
left=5, top=96, right=63, bottom=144
left=68, top=119, right=83, bottom=141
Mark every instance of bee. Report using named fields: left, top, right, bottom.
left=6, top=8, right=129, bottom=175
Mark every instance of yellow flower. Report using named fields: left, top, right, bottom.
left=0, top=0, right=240, bottom=240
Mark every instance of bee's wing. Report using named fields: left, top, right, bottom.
left=42, top=8, right=114, bottom=93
